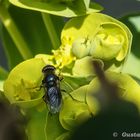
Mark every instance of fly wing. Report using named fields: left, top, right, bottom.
left=47, top=87, right=62, bottom=114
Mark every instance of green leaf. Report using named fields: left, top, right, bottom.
left=9, top=0, right=103, bottom=17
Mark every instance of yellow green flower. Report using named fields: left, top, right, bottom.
left=61, top=13, right=132, bottom=72
left=52, top=36, right=76, bottom=69
left=3, top=58, right=46, bottom=108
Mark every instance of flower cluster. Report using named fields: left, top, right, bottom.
left=3, top=11, right=138, bottom=140
left=2, top=0, right=139, bottom=140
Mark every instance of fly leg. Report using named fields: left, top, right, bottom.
left=61, top=89, right=75, bottom=100
left=42, top=90, right=49, bottom=105
left=61, top=89, right=84, bottom=103
left=36, top=84, right=44, bottom=91
left=42, top=94, right=46, bottom=102
left=25, top=85, right=43, bottom=91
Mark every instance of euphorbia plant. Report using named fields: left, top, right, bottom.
left=0, top=0, right=140, bottom=140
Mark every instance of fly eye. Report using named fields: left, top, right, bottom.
left=42, top=66, right=48, bottom=73
left=42, top=65, right=56, bottom=73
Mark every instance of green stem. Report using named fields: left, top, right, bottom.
left=0, top=5, right=33, bottom=59
left=26, top=108, right=48, bottom=140
left=41, top=13, right=60, bottom=50
left=0, top=66, right=8, bottom=80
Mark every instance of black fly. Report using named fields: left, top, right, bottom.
left=41, top=65, right=62, bottom=114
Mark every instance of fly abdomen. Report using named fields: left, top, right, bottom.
left=47, top=86, right=62, bottom=114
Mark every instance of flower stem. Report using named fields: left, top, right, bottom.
left=0, top=66, right=8, bottom=80
left=41, top=13, right=60, bottom=50
left=0, top=5, right=33, bottom=59
left=26, top=108, right=47, bottom=140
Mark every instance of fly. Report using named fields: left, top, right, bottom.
left=41, top=65, right=62, bottom=114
